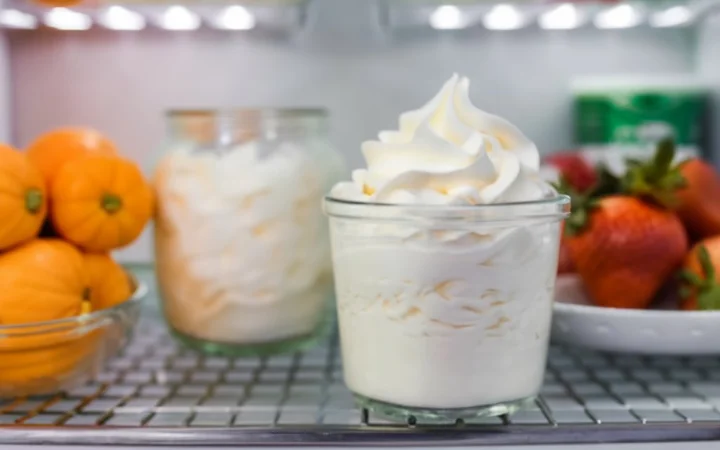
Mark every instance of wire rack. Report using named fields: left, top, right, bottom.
left=2, top=267, right=720, bottom=446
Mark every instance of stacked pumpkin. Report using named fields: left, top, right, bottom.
left=0, top=128, right=152, bottom=394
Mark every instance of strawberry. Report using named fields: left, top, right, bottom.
left=675, top=158, right=720, bottom=239
left=545, top=152, right=597, bottom=194
left=560, top=139, right=688, bottom=309
left=557, top=234, right=575, bottom=274
left=567, top=196, right=687, bottom=309
left=552, top=164, right=618, bottom=275
left=679, top=237, right=720, bottom=310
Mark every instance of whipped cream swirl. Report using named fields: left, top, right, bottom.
left=331, top=74, right=552, bottom=205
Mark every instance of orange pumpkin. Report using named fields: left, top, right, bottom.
left=84, top=253, right=133, bottom=310
left=0, top=239, right=87, bottom=325
left=51, top=155, right=153, bottom=252
left=0, top=239, right=104, bottom=396
left=0, top=145, right=47, bottom=250
left=26, top=127, right=117, bottom=189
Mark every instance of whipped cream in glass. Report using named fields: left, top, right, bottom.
left=331, top=74, right=551, bottom=206
left=155, top=109, right=342, bottom=356
left=324, top=75, right=569, bottom=420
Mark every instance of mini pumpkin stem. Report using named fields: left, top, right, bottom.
left=679, top=245, right=720, bottom=310
left=24, top=188, right=43, bottom=214
left=101, top=193, right=123, bottom=214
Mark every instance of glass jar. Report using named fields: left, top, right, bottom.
left=324, top=195, right=569, bottom=421
left=154, top=109, right=343, bottom=356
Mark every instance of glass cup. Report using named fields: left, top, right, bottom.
left=323, top=195, right=570, bottom=421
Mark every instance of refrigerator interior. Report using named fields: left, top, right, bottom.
left=2, top=1, right=720, bottom=446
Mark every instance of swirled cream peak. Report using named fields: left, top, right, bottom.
left=331, top=74, right=552, bottom=205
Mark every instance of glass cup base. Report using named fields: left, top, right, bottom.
left=169, top=319, right=331, bottom=358
left=354, top=393, right=536, bottom=424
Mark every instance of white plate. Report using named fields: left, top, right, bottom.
left=552, top=274, right=720, bottom=355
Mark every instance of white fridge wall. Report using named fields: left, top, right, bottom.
left=7, top=0, right=699, bottom=262
left=698, top=16, right=720, bottom=165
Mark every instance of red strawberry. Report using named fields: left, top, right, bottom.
left=675, top=159, right=720, bottom=239
left=561, top=139, right=689, bottom=309
left=679, top=237, right=720, bottom=310
left=545, top=152, right=597, bottom=194
left=567, top=196, right=687, bottom=309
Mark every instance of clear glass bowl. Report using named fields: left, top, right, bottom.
left=0, top=274, right=146, bottom=398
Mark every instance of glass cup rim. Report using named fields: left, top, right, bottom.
left=323, top=194, right=571, bottom=223
left=0, top=275, right=148, bottom=333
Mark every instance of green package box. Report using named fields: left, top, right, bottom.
left=573, top=77, right=710, bottom=151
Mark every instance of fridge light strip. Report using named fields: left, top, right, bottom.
left=418, top=1, right=707, bottom=31
left=482, top=4, right=525, bottom=30
left=649, top=5, right=694, bottom=27
left=98, top=5, right=145, bottom=31
left=44, top=7, right=91, bottom=30
left=538, top=3, right=585, bottom=30
left=156, top=5, right=200, bottom=31
left=594, top=4, right=644, bottom=29
left=0, top=1, right=708, bottom=32
left=429, top=5, right=465, bottom=30
left=213, top=5, right=256, bottom=30
left=0, top=9, right=37, bottom=29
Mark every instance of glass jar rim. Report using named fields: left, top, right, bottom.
left=166, top=108, right=328, bottom=119
left=166, top=108, right=329, bottom=141
left=323, top=194, right=571, bottom=223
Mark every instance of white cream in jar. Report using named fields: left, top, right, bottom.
left=155, top=141, right=333, bottom=344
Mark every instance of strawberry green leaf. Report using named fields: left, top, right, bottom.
left=678, top=285, right=693, bottom=299
left=566, top=208, right=587, bottom=235
left=698, top=286, right=720, bottom=311
left=654, top=138, right=675, bottom=172
left=593, top=165, right=622, bottom=197
left=698, top=245, right=717, bottom=283
left=679, top=269, right=704, bottom=286
left=621, top=138, right=686, bottom=209
left=680, top=245, right=720, bottom=310
left=554, top=176, right=597, bottom=236
left=626, top=159, right=644, bottom=169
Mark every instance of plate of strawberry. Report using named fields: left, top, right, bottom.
left=547, top=141, right=720, bottom=355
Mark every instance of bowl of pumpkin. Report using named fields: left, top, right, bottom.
left=0, top=128, right=153, bottom=397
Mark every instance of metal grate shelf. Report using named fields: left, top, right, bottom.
left=2, top=269, right=720, bottom=445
